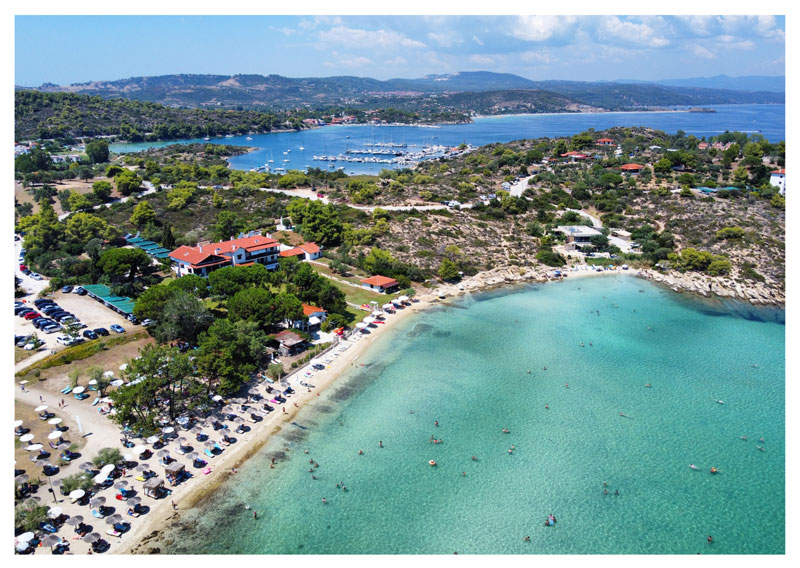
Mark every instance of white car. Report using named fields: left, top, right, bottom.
left=30, top=273, right=43, bottom=281
left=23, top=343, right=38, bottom=350
left=141, top=319, right=155, bottom=327
left=56, top=335, right=71, bottom=345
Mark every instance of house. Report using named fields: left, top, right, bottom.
left=596, top=138, right=615, bottom=146
left=619, top=163, right=645, bottom=175
left=278, top=242, right=322, bottom=261
left=610, top=229, right=632, bottom=241
left=168, top=235, right=280, bottom=277
left=361, top=275, right=399, bottom=294
left=769, top=169, right=785, bottom=195
left=293, top=304, right=327, bottom=332
left=274, top=330, right=306, bottom=356
left=555, top=225, right=602, bottom=250
left=698, top=142, right=709, bottom=150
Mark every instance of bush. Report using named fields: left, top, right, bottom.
left=536, top=248, right=566, bottom=267
left=14, top=502, right=49, bottom=532
left=92, top=447, right=123, bottom=467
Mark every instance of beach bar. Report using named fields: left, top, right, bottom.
left=360, top=275, right=399, bottom=294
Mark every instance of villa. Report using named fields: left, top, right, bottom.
left=596, top=138, right=614, bottom=146
left=361, top=275, right=399, bottom=294
left=168, top=235, right=280, bottom=277
left=770, top=169, right=785, bottom=195
left=278, top=242, right=322, bottom=261
left=292, top=304, right=327, bottom=332
left=619, top=163, right=645, bottom=175
left=555, top=225, right=602, bottom=251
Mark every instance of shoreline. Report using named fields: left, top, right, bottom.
left=122, top=266, right=781, bottom=553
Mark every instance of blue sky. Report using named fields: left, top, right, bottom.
left=14, top=15, right=785, bottom=86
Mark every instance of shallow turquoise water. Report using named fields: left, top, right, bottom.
left=165, top=276, right=784, bottom=554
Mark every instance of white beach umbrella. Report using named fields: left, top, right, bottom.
left=24, top=444, right=43, bottom=451
left=355, top=322, right=367, bottom=329
left=35, top=405, right=48, bottom=412
left=17, top=532, right=35, bottom=543
left=19, top=434, right=34, bottom=442
left=371, top=310, right=383, bottom=317
left=69, top=489, right=85, bottom=500
left=15, top=542, right=30, bottom=553
left=93, top=473, right=108, bottom=484
left=132, top=445, right=147, bottom=454
left=100, top=464, right=116, bottom=474
left=212, top=395, right=223, bottom=402
left=48, top=431, right=63, bottom=440
left=119, top=364, right=128, bottom=371
left=110, top=379, right=124, bottom=387
left=88, top=379, right=98, bottom=385
left=48, top=417, right=62, bottom=425
left=123, top=453, right=133, bottom=462
left=47, top=506, right=63, bottom=518
left=73, top=386, right=85, bottom=394
left=146, top=436, right=160, bottom=444
left=398, top=295, right=409, bottom=302
left=162, top=426, right=174, bottom=434
left=103, top=371, right=114, bottom=377
left=14, top=419, right=24, bottom=427
left=382, top=303, right=393, bottom=310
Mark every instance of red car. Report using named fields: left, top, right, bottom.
left=316, top=193, right=325, bottom=198
left=19, top=264, right=28, bottom=271
left=23, top=311, right=40, bottom=320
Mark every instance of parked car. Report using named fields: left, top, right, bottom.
left=56, top=335, right=72, bottom=345
left=110, top=324, right=125, bottom=334
left=30, top=273, right=43, bottom=281
left=42, top=324, right=61, bottom=334
left=19, top=264, right=28, bottom=271
left=74, top=287, right=87, bottom=295
left=61, top=285, right=74, bottom=293
left=127, top=314, right=139, bottom=324
left=24, top=311, right=41, bottom=320
left=21, top=268, right=31, bottom=275
left=93, top=328, right=109, bottom=337
left=141, top=319, right=155, bottom=327
left=82, top=329, right=98, bottom=340
left=16, top=337, right=29, bottom=348
left=24, top=342, right=38, bottom=351
left=17, top=309, right=35, bottom=317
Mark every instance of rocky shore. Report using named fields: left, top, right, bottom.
left=637, top=268, right=785, bottom=307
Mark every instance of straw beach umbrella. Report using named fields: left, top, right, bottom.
left=89, top=496, right=106, bottom=507
left=66, top=515, right=84, bottom=526
left=82, top=532, right=101, bottom=544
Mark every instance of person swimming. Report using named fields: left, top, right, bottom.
left=545, top=404, right=549, bottom=409
left=358, top=450, right=364, bottom=455
left=472, top=456, right=478, bottom=461
left=502, top=428, right=509, bottom=433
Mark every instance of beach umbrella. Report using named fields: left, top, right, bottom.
left=14, top=419, right=24, bottom=427
left=212, top=395, right=223, bottom=402
left=79, top=462, right=95, bottom=472
left=355, top=322, right=368, bottom=329
left=88, top=379, right=98, bottom=386
left=42, top=534, right=62, bottom=548
left=134, top=464, right=149, bottom=472
left=69, top=489, right=85, bottom=501
left=15, top=542, right=30, bottom=553
left=156, top=450, right=170, bottom=458
left=82, top=532, right=101, bottom=544
left=177, top=436, right=187, bottom=444
left=110, top=379, right=124, bottom=387
left=100, top=463, right=115, bottom=474
left=123, top=453, right=133, bottom=462
left=146, top=436, right=159, bottom=444
left=132, top=445, right=147, bottom=454
left=48, top=431, right=63, bottom=440
left=24, top=444, right=43, bottom=451
left=190, top=426, right=203, bottom=434
left=47, top=506, right=63, bottom=518
left=186, top=452, right=199, bottom=460
left=371, top=310, right=383, bottom=317
left=19, top=434, right=34, bottom=442
left=52, top=478, right=62, bottom=488
left=93, top=473, right=109, bottom=484
left=35, top=405, right=48, bottom=412
left=126, top=496, right=141, bottom=506
left=233, top=417, right=245, bottom=424
left=17, top=532, right=35, bottom=543
left=103, top=371, right=114, bottom=377
left=398, top=295, right=409, bottom=302
left=15, top=474, right=28, bottom=483
left=363, top=316, right=375, bottom=324
left=105, top=514, right=123, bottom=525
left=48, top=417, right=63, bottom=425
left=73, top=386, right=85, bottom=394
left=162, top=426, right=174, bottom=434
left=18, top=380, right=28, bottom=385
left=66, top=515, right=84, bottom=526
left=204, top=440, right=216, bottom=448
left=113, top=480, right=129, bottom=489
left=89, top=496, right=106, bottom=507
left=119, top=364, right=128, bottom=371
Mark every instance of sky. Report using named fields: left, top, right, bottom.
left=14, top=14, right=786, bottom=86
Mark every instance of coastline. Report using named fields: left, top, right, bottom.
left=121, top=265, right=781, bottom=554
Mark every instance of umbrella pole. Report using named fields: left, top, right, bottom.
left=46, top=474, right=59, bottom=504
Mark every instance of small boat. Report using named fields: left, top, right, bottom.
left=246, top=137, right=253, bottom=141
left=203, top=137, right=211, bottom=141
left=689, top=464, right=698, bottom=470
left=710, top=467, right=719, bottom=474
left=714, top=400, right=724, bottom=404
left=299, top=146, right=305, bottom=150
left=428, top=460, right=436, bottom=467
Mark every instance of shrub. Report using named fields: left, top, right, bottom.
left=92, top=447, right=122, bottom=468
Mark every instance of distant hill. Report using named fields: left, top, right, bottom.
left=615, top=75, right=785, bottom=93
left=16, top=71, right=784, bottom=114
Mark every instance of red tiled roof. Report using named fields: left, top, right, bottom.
left=596, top=138, right=614, bottom=143
left=279, top=247, right=305, bottom=258
left=298, top=242, right=320, bottom=254
left=770, top=169, right=785, bottom=175
left=620, top=163, right=645, bottom=170
left=169, top=246, right=228, bottom=268
left=361, top=275, right=399, bottom=288
left=302, top=303, right=327, bottom=317
left=199, top=235, right=278, bottom=255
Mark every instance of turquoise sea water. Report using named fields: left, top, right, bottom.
left=111, top=104, right=785, bottom=175
left=164, top=276, right=784, bottom=554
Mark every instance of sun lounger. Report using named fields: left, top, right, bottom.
left=92, top=397, right=100, bottom=406
left=204, top=448, right=214, bottom=458
left=106, top=529, right=122, bottom=538
left=61, top=386, right=72, bottom=394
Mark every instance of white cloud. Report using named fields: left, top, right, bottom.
left=323, top=53, right=372, bottom=69
left=718, top=15, right=783, bottom=41
left=384, top=56, right=407, bottom=67
left=300, top=16, right=342, bottom=31
left=469, top=54, right=495, bottom=66
left=512, top=16, right=577, bottom=41
left=691, top=45, right=716, bottom=60
left=472, top=35, right=484, bottom=46
left=427, top=32, right=462, bottom=48
left=520, top=50, right=556, bottom=65
left=676, top=16, right=715, bottom=37
left=599, top=16, right=669, bottom=48
left=319, top=26, right=426, bottom=49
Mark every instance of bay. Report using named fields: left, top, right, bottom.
left=111, top=104, right=784, bottom=176
left=159, top=276, right=785, bottom=554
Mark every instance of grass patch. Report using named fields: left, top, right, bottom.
left=15, top=347, right=36, bottom=363
left=15, top=330, right=149, bottom=378
left=309, top=265, right=397, bottom=306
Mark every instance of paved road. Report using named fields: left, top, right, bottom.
left=16, top=238, right=49, bottom=296
left=566, top=208, right=603, bottom=228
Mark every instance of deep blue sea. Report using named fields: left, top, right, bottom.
left=111, top=104, right=784, bottom=175
left=160, top=276, right=785, bottom=554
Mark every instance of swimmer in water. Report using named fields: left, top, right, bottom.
left=741, top=435, right=748, bottom=440
left=358, top=450, right=364, bottom=455
left=472, top=456, right=478, bottom=461
left=322, top=497, right=327, bottom=504
left=379, top=441, right=383, bottom=447
left=523, top=536, right=530, bottom=542
left=435, top=420, right=439, bottom=427
left=545, top=404, right=549, bottom=409
left=565, top=383, right=569, bottom=388
left=580, top=342, right=585, bottom=347
left=543, top=366, right=547, bottom=370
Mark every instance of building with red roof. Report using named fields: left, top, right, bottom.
left=361, top=275, right=399, bottom=294
left=620, top=163, right=645, bottom=174
left=168, top=234, right=280, bottom=277
left=278, top=241, right=322, bottom=261
left=596, top=138, right=614, bottom=146
left=769, top=169, right=785, bottom=195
